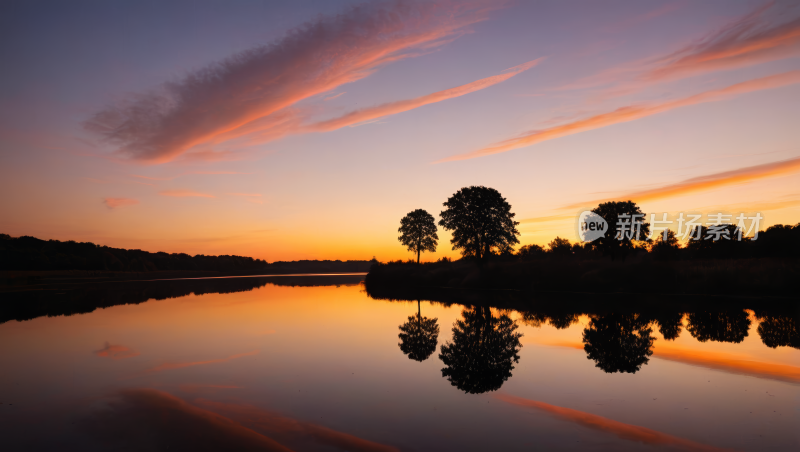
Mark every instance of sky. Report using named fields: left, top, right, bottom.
left=1, top=0, right=799, bottom=262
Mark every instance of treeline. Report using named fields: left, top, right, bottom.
left=516, top=222, right=800, bottom=261
left=0, top=234, right=373, bottom=273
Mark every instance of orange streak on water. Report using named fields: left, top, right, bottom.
left=495, top=394, right=734, bottom=452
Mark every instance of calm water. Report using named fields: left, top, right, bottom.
left=0, top=275, right=797, bottom=451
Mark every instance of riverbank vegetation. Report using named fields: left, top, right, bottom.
left=380, top=185, right=799, bottom=297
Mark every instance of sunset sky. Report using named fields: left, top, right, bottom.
left=1, top=0, right=799, bottom=261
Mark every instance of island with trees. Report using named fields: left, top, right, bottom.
left=366, top=185, right=800, bottom=299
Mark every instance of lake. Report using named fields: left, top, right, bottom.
left=0, top=275, right=797, bottom=451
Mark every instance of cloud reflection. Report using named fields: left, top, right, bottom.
left=495, top=394, right=731, bottom=452
left=143, top=350, right=259, bottom=375
left=94, top=342, right=140, bottom=359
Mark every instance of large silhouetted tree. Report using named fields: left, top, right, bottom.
left=686, top=310, right=751, bottom=343
left=439, top=306, right=522, bottom=394
left=438, top=186, right=520, bottom=261
left=582, top=313, right=654, bottom=373
left=591, top=201, right=650, bottom=260
left=398, top=209, right=438, bottom=263
left=398, top=300, right=440, bottom=361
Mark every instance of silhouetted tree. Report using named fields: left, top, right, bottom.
left=517, top=244, right=546, bottom=261
left=398, top=209, right=438, bottom=263
left=651, top=228, right=680, bottom=261
left=755, top=223, right=800, bottom=258
left=547, top=237, right=572, bottom=257
left=398, top=300, right=440, bottom=361
left=547, top=312, right=579, bottom=329
left=591, top=201, right=650, bottom=260
left=756, top=313, right=799, bottom=349
left=439, top=306, right=522, bottom=394
left=582, top=313, right=654, bottom=373
left=439, top=186, right=520, bottom=262
left=685, top=224, right=747, bottom=259
left=686, top=310, right=751, bottom=343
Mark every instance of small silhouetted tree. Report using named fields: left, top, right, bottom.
left=547, top=237, right=572, bottom=257
left=398, top=301, right=440, bottom=361
left=439, top=186, right=520, bottom=262
left=591, top=201, right=650, bottom=260
left=439, top=306, right=522, bottom=394
left=398, top=209, right=438, bottom=263
left=687, top=310, right=751, bottom=343
left=651, top=228, right=680, bottom=260
left=582, top=313, right=654, bottom=373
left=517, top=244, right=546, bottom=261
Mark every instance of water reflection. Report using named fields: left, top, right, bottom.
left=651, top=311, right=684, bottom=340
left=757, top=313, right=800, bottom=349
left=439, top=306, right=522, bottom=394
left=0, top=274, right=365, bottom=324
left=397, top=301, right=439, bottom=361
left=582, top=313, right=654, bottom=374
left=686, top=310, right=751, bottom=343
left=519, top=310, right=578, bottom=330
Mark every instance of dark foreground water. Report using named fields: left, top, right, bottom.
left=0, top=275, right=797, bottom=451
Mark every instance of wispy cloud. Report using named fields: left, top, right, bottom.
left=103, top=197, right=139, bottom=209
left=305, top=58, right=543, bottom=132
left=95, top=342, right=140, bottom=360
left=438, top=70, right=800, bottom=162
left=561, top=155, right=800, bottom=210
left=132, top=175, right=174, bottom=181
left=159, top=190, right=216, bottom=198
left=227, top=193, right=262, bottom=197
left=495, top=394, right=731, bottom=451
left=643, top=2, right=800, bottom=82
left=324, top=92, right=346, bottom=101
left=84, top=0, right=498, bottom=163
left=561, top=3, right=800, bottom=93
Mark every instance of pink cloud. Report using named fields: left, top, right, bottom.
left=324, top=92, right=346, bottom=101
left=560, top=3, right=800, bottom=93
left=159, top=190, right=216, bottom=198
left=439, top=70, right=800, bottom=162
left=560, top=155, right=800, bottom=210
left=103, top=198, right=139, bottom=209
left=643, top=2, right=800, bottom=82
left=305, top=58, right=543, bottom=132
left=84, top=1, right=498, bottom=163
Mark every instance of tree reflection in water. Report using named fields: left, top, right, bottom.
left=653, top=312, right=684, bottom=340
left=757, top=313, right=800, bottom=349
left=398, top=300, right=439, bottom=362
left=519, top=311, right=578, bottom=330
left=439, top=306, right=522, bottom=394
left=582, top=313, right=654, bottom=374
left=686, top=310, right=751, bottom=343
